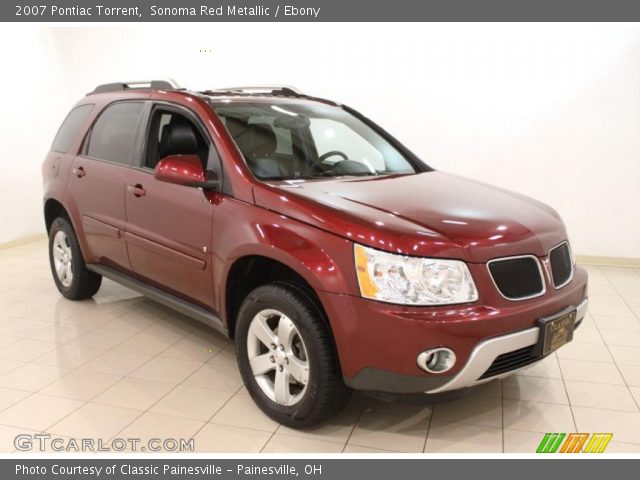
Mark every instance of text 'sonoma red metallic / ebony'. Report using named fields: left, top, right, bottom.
left=42, top=81, right=588, bottom=427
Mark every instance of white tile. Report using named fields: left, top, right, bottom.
left=589, top=304, right=636, bottom=318
left=112, top=331, right=177, bottom=356
left=503, top=399, right=575, bottom=433
left=343, top=444, right=395, bottom=453
left=0, top=363, right=72, bottom=392
left=503, top=376, right=568, bottom=404
left=573, top=406, right=640, bottom=444
left=0, top=338, right=57, bottom=362
left=618, top=363, right=640, bottom=387
left=0, top=358, right=25, bottom=376
left=192, top=423, right=271, bottom=453
left=431, top=394, right=501, bottom=428
left=0, top=394, right=83, bottom=430
left=609, top=345, right=640, bottom=365
left=49, top=402, right=142, bottom=440
left=80, top=350, right=153, bottom=376
left=349, top=409, right=430, bottom=453
left=0, top=386, right=30, bottom=411
left=600, top=330, right=640, bottom=348
left=262, top=434, right=344, bottom=453
left=594, top=316, right=640, bottom=332
left=0, top=424, right=39, bottom=453
left=70, top=328, right=136, bottom=349
left=606, top=441, right=640, bottom=453
left=182, top=362, right=244, bottom=392
left=151, top=385, right=233, bottom=421
left=559, top=358, right=625, bottom=385
left=425, top=422, right=502, bottom=453
left=129, top=356, right=203, bottom=384
left=503, top=429, right=547, bottom=453
left=93, top=377, right=174, bottom=411
left=39, top=369, right=121, bottom=401
left=211, top=390, right=279, bottom=433
left=518, top=355, right=562, bottom=379
left=276, top=395, right=363, bottom=444
left=564, top=381, right=638, bottom=412
left=556, top=341, right=613, bottom=362
left=33, top=344, right=108, bottom=369
left=117, top=411, right=204, bottom=446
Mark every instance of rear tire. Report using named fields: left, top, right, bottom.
left=235, top=282, right=351, bottom=428
left=48, top=217, right=102, bottom=300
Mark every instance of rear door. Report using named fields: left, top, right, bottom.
left=124, top=103, right=215, bottom=307
left=69, top=101, right=147, bottom=270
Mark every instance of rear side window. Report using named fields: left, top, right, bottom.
left=51, top=104, right=94, bottom=153
left=85, top=102, right=145, bottom=165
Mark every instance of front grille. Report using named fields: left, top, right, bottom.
left=550, top=242, right=573, bottom=288
left=488, top=256, right=544, bottom=300
left=479, top=345, right=541, bottom=379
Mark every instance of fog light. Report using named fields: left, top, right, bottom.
left=417, top=348, right=456, bottom=374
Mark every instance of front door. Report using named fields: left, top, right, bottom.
left=124, top=106, right=215, bottom=307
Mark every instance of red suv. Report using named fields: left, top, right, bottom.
left=43, top=81, right=588, bottom=427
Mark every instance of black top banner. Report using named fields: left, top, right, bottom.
left=4, top=0, right=640, bottom=22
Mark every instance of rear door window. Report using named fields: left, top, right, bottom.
left=85, top=102, right=145, bottom=165
left=51, top=104, right=94, bottom=153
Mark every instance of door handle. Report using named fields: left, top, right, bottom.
left=72, top=166, right=85, bottom=178
left=127, top=184, right=146, bottom=197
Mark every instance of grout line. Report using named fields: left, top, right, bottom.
left=500, top=379, right=505, bottom=453
left=421, top=400, right=434, bottom=453
left=558, top=349, right=580, bottom=433
left=341, top=394, right=365, bottom=453
left=595, top=269, right=640, bottom=412
left=26, top=300, right=197, bottom=439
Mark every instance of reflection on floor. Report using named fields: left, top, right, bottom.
left=0, top=241, right=639, bottom=453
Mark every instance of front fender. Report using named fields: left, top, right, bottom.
left=210, top=195, right=359, bottom=321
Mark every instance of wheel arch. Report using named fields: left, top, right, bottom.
left=224, top=253, right=330, bottom=339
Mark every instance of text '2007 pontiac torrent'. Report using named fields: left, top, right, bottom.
left=42, top=81, right=588, bottom=427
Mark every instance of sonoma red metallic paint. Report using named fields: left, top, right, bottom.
left=43, top=85, right=588, bottom=399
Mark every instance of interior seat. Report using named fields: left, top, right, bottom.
left=157, top=117, right=206, bottom=168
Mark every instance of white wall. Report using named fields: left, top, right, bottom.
left=0, top=26, right=70, bottom=244
left=1, top=23, right=639, bottom=258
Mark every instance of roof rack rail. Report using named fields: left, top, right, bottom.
left=202, top=85, right=303, bottom=96
left=89, top=79, right=180, bottom=95
left=200, top=85, right=338, bottom=106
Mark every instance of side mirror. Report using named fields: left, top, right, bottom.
left=154, top=155, right=221, bottom=190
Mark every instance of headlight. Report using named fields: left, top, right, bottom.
left=354, top=244, right=478, bottom=305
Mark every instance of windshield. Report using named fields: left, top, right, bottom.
left=211, top=101, right=420, bottom=180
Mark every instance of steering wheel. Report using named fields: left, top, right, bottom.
left=317, top=150, right=349, bottom=163
left=309, top=151, right=349, bottom=175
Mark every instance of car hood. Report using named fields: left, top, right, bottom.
left=253, top=171, right=568, bottom=263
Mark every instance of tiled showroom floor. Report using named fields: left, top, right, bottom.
left=0, top=241, right=640, bottom=453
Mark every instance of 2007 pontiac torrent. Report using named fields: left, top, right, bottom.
left=42, top=80, right=588, bottom=427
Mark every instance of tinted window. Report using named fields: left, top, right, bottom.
left=86, top=102, right=144, bottom=165
left=51, top=104, right=94, bottom=153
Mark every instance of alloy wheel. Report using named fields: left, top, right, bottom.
left=246, top=308, right=310, bottom=406
left=52, top=230, right=73, bottom=287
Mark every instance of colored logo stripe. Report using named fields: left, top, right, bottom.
left=560, top=433, right=589, bottom=453
left=583, top=433, right=613, bottom=453
left=537, top=433, right=565, bottom=453
left=537, top=433, right=613, bottom=453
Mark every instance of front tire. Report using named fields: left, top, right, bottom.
left=235, top=282, right=350, bottom=428
left=48, top=217, right=102, bottom=300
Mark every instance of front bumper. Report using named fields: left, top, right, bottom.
left=319, top=266, right=588, bottom=394
left=426, top=298, right=588, bottom=393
